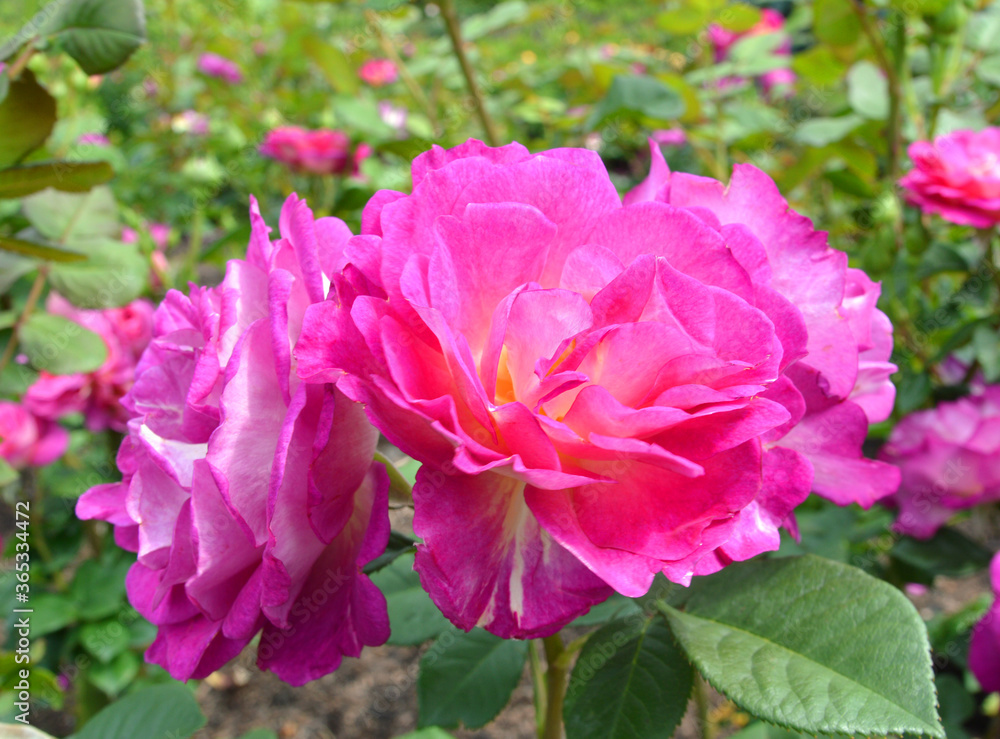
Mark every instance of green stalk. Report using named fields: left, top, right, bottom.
left=541, top=633, right=567, bottom=739
left=438, top=0, right=500, bottom=146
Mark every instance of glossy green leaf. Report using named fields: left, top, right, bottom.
left=587, top=75, right=685, bottom=129
left=417, top=628, right=528, bottom=729
left=43, top=0, right=146, bottom=75
left=69, top=683, right=205, bottom=739
left=0, top=236, right=87, bottom=262
left=370, top=552, right=450, bottom=645
left=0, top=70, right=56, bottom=167
left=729, top=721, right=833, bottom=739
left=564, top=613, right=692, bottom=739
left=19, top=312, right=108, bottom=374
left=847, top=61, right=889, bottom=120
left=659, top=555, right=943, bottom=738
left=0, top=161, right=114, bottom=199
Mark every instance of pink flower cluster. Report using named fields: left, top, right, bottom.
left=260, top=127, right=370, bottom=176
left=79, top=139, right=900, bottom=681
left=25, top=295, right=154, bottom=433
left=77, top=196, right=389, bottom=684
left=197, top=52, right=243, bottom=84
left=707, top=9, right=796, bottom=95
left=900, top=128, right=1000, bottom=228
left=358, top=58, right=398, bottom=87
left=880, top=384, right=1000, bottom=538
left=295, top=139, right=899, bottom=637
left=0, top=401, right=67, bottom=469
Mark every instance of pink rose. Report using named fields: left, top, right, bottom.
left=197, top=52, right=243, bottom=84
left=295, top=139, right=899, bottom=639
left=25, top=295, right=155, bottom=432
left=900, top=128, right=1000, bottom=228
left=148, top=223, right=171, bottom=251
left=970, top=553, right=1000, bottom=692
left=260, top=127, right=356, bottom=176
left=358, top=58, right=398, bottom=87
left=76, top=195, right=389, bottom=685
left=880, top=385, right=1000, bottom=538
left=0, top=401, right=68, bottom=469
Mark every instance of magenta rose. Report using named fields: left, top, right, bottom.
left=970, top=552, right=1000, bottom=693
left=295, top=139, right=899, bottom=638
left=25, top=295, right=154, bottom=432
left=358, top=58, right=398, bottom=87
left=76, top=195, right=390, bottom=684
left=260, top=127, right=356, bottom=176
left=0, top=401, right=68, bottom=469
left=197, top=52, right=243, bottom=84
left=880, top=385, right=1000, bottom=538
left=900, top=128, right=1000, bottom=227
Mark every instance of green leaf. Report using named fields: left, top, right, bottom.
left=72, top=559, right=130, bottom=620
left=564, top=613, right=693, bottom=739
left=814, top=0, right=861, bottom=45
left=48, top=239, right=147, bottom=308
left=935, top=674, right=974, bottom=739
left=974, top=323, right=1000, bottom=382
left=793, top=115, right=864, bottom=147
left=916, top=242, right=970, bottom=279
left=19, top=312, right=108, bottom=374
left=0, top=70, right=56, bottom=167
left=79, top=619, right=131, bottom=663
left=363, top=529, right=418, bottom=575
left=29, top=592, right=79, bottom=636
left=301, top=35, right=358, bottom=94
left=0, top=161, right=114, bottom=199
left=890, top=528, right=993, bottom=581
left=22, top=187, right=120, bottom=244
left=69, top=683, right=206, bottom=739
left=587, top=75, right=685, bottom=129
left=394, top=730, right=455, bottom=739
left=975, top=55, right=1000, bottom=86
left=659, top=555, right=944, bottom=738
left=570, top=592, right=642, bottom=628
left=793, top=46, right=847, bottom=86
left=43, top=0, right=146, bottom=75
left=847, top=61, right=889, bottom=120
left=657, top=7, right=712, bottom=34
left=369, top=552, right=450, bottom=645
left=0, top=236, right=87, bottom=262
left=417, top=628, right=528, bottom=729
left=87, top=650, right=140, bottom=696
left=729, top=721, right=831, bottom=739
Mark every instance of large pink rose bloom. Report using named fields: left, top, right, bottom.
left=0, top=401, right=68, bottom=469
left=900, top=128, right=1000, bottom=228
left=76, top=195, right=390, bottom=685
left=880, top=385, right=1000, bottom=538
left=970, top=553, right=1000, bottom=693
left=295, top=140, right=900, bottom=638
left=25, top=296, right=154, bottom=432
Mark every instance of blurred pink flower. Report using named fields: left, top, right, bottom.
left=0, top=401, right=68, bottom=469
left=880, top=385, right=1000, bottom=538
left=197, top=52, right=243, bottom=84
left=708, top=9, right=795, bottom=91
left=260, top=126, right=365, bottom=176
left=77, top=133, right=110, bottom=146
left=148, top=223, right=171, bottom=251
left=900, top=128, right=1000, bottom=228
left=295, top=138, right=898, bottom=638
left=358, top=58, right=398, bottom=87
left=651, top=128, right=687, bottom=147
left=76, top=195, right=389, bottom=685
left=172, top=110, right=210, bottom=136
left=25, top=295, right=155, bottom=432
left=121, top=227, right=138, bottom=244
left=378, top=101, right=408, bottom=134
left=970, top=553, right=1000, bottom=692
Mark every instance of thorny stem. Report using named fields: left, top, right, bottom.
left=438, top=0, right=500, bottom=146
left=541, top=633, right=567, bottom=739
